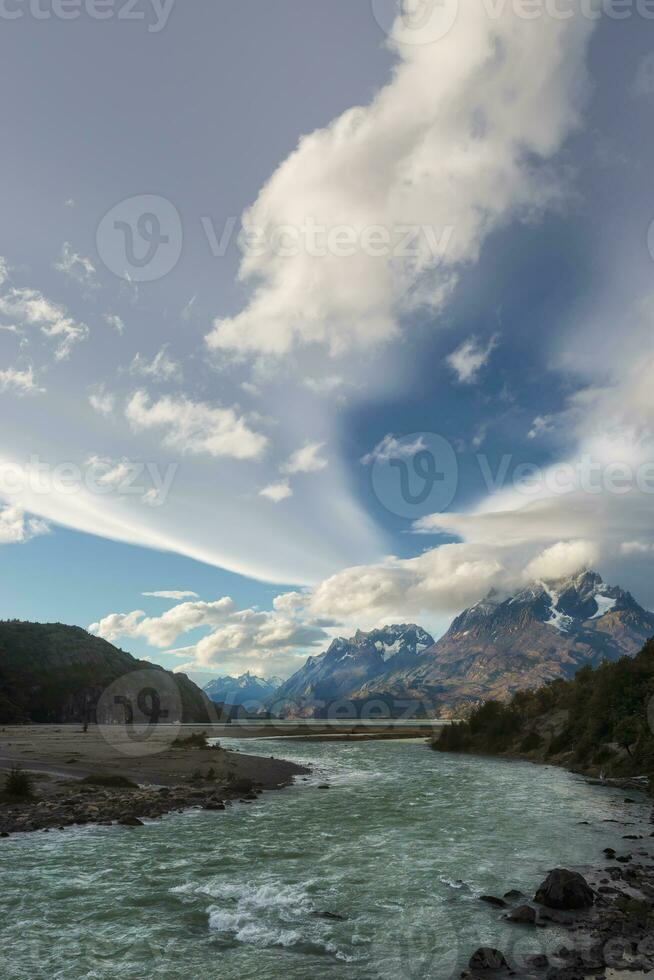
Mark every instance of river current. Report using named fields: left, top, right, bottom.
left=1, top=737, right=648, bottom=979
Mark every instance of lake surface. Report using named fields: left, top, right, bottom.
left=0, top=737, right=648, bottom=979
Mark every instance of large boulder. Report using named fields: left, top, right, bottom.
left=468, top=947, right=508, bottom=970
left=534, top=869, right=594, bottom=910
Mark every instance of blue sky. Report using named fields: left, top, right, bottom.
left=2, top=2, right=654, bottom=683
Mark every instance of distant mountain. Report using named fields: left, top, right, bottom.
left=0, top=621, right=213, bottom=724
left=353, top=571, right=654, bottom=713
left=203, top=671, right=282, bottom=706
left=273, top=624, right=434, bottom=717
left=274, top=572, right=654, bottom=718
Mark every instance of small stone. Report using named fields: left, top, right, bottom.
left=524, top=954, right=548, bottom=969
left=505, top=905, right=536, bottom=925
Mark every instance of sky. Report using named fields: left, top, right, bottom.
left=1, top=1, right=654, bottom=685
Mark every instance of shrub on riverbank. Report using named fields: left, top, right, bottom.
left=433, top=637, right=654, bottom=779
left=2, top=766, right=34, bottom=800
left=172, top=732, right=213, bottom=750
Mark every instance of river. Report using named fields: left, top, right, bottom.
left=1, top=737, right=648, bottom=979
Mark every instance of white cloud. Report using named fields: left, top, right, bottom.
left=282, top=441, right=327, bottom=475
left=54, top=242, right=98, bottom=291
left=125, top=390, right=268, bottom=460
left=0, top=365, right=43, bottom=396
left=85, top=455, right=133, bottom=490
left=0, top=505, right=49, bottom=545
left=90, top=594, right=329, bottom=676
left=528, top=414, right=556, bottom=440
left=259, top=481, right=293, bottom=503
left=206, top=9, right=592, bottom=358
left=524, top=540, right=599, bottom=582
left=0, top=286, right=89, bottom=360
left=88, top=384, right=115, bottom=416
left=361, top=433, right=427, bottom=466
left=142, top=590, right=200, bottom=600
left=447, top=335, right=498, bottom=385
left=129, top=345, right=181, bottom=382
left=0, top=257, right=8, bottom=287
left=104, top=313, right=125, bottom=334
left=303, top=543, right=507, bottom=626
left=621, top=541, right=654, bottom=556
left=90, top=596, right=237, bottom=647
left=303, top=375, right=345, bottom=395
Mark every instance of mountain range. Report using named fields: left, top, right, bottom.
left=2, top=570, right=652, bottom=724
left=273, top=571, right=654, bottom=717
left=203, top=671, right=283, bottom=705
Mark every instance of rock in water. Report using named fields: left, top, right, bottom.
left=534, top=869, right=594, bottom=910
left=480, top=895, right=507, bottom=908
left=506, top=904, right=536, bottom=924
left=468, top=947, right=508, bottom=970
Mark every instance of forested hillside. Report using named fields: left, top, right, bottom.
left=434, top=637, right=654, bottom=779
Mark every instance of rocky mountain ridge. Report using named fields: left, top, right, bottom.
left=274, top=571, right=654, bottom=717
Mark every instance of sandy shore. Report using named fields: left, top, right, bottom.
left=0, top=724, right=309, bottom=836
left=0, top=723, right=306, bottom=787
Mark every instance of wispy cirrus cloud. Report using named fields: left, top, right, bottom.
left=0, top=505, right=49, bottom=545
left=446, top=334, right=499, bottom=385
left=54, top=242, right=99, bottom=292
left=0, top=365, right=44, bottom=396
left=0, top=271, right=89, bottom=360
left=129, top=345, right=181, bottom=383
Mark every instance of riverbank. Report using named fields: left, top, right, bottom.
left=0, top=724, right=309, bottom=836
left=431, top=735, right=654, bottom=976
left=461, top=790, right=654, bottom=978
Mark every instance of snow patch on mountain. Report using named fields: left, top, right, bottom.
left=539, top=582, right=574, bottom=633
left=591, top=594, right=618, bottom=619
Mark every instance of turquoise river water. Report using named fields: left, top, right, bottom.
left=0, top=736, right=649, bottom=979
